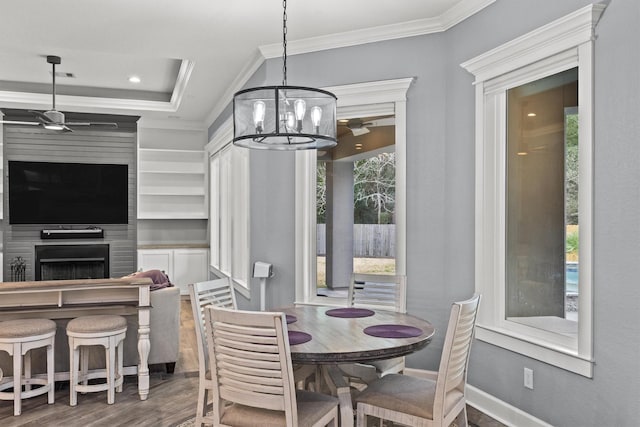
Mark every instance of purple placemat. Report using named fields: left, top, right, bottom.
left=363, top=324, right=423, bottom=338
left=288, top=330, right=312, bottom=345
left=325, top=307, right=375, bottom=318
left=286, top=314, right=297, bottom=324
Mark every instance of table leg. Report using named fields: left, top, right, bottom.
left=323, top=365, right=354, bottom=427
left=137, top=290, right=151, bottom=400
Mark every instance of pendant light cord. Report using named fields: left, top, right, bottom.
left=282, top=0, right=287, bottom=86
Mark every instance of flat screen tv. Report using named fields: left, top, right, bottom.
left=9, top=160, right=128, bottom=225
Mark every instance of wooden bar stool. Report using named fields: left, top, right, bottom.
left=66, top=315, right=127, bottom=406
left=0, top=318, right=57, bottom=416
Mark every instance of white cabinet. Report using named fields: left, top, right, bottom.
left=173, top=249, right=209, bottom=294
left=137, top=148, right=207, bottom=219
left=138, top=249, right=173, bottom=275
left=138, top=248, right=209, bottom=295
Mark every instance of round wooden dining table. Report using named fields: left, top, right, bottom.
left=278, top=305, right=435, bottom=427
left=280, top=305, right=435, bottom=364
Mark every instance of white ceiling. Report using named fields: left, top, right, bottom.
left=0, top=0, right=494, bottom=129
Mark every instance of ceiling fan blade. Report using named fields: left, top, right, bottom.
left=28, top=110, right=54, bottom=123
left=0, top=120, right=40, bottom=126
left=351, top=127, right=370, bottom=137
left=66, top=122, right=118, bottom=128
left=368, top=117, right=395, bottom=127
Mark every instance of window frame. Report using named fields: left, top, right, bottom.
left=461, top=4, right=605, bottom=377
left=206, top=119, right=251, bottom=297
left=294, top=78, right=412, bottom=306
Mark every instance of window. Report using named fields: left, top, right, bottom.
left=316, top=138, right=397, bottom=297
left=207, top=120, right=250, bottom=296
left=295, top=78, right=412, bottom=305
left=461, top=4, right=605, bottom=376
left=505, top=68, right=578, bottom=326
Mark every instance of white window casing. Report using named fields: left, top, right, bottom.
left=461, top=4, right=605, bottom=377
left=295, top=78, right=412, bottom=306
left=207, top=119, right=251, bottom=297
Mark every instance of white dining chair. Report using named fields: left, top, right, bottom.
left=188, top=276, right=237, bottom=427
left=342, top=273, right=407, bottom=383
left=204, top=306, right=339, bottom=427
left=355, top=294, right=481, bottom=427
left=349, top=273, right=407, bottom=314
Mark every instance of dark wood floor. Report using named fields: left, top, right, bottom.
left=0, top=299, right=505, bottom=427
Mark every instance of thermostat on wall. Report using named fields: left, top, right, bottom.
left=253, top=261, right=273, bottom=279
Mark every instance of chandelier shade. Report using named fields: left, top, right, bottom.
left=233, top=85, right=337, bottom=150
left=232, top=0, right=337, bottom=150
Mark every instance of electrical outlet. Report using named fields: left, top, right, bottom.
left=524, top=367, right=534, bottom=389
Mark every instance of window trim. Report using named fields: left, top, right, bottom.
left=206, top=118, right=251, bottom=298
left=461, top=4, right=605, bottom=377
left=294, top=78, right=412, bottom=306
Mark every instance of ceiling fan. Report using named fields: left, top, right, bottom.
left=345, top=117, right=395, bottom=136
left=0, top=55, right=117, bottom=132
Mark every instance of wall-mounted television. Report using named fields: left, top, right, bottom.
left=8, top=160, right=128, bottom=225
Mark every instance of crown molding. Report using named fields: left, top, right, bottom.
left=461, top=3, right=606, bottom=83
left=259, top=18, right=442, bottom=59
left=169, top=59, right=196, bottom=108
left=204, top=48, right=265, bottom=127
left=439, top=0, right=496, bottom=31
left=260, top=0, right=495, bottom=58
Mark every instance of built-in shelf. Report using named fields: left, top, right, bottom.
left=137, top=147, right=207, bottom=219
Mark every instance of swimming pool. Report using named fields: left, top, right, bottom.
left=566, top=262, right=578, bottom=294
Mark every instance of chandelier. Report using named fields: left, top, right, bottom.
left=232, top=0, right=337, bottom=150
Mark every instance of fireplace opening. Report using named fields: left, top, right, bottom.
left=35, top=244, right=109, bottom=281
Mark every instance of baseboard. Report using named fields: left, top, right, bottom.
left=466, top=384, right=553, bottom=427
left=403, top=368, right=552, bottom=427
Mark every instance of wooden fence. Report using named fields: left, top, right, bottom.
left=317, top=224, right=396, bottom=257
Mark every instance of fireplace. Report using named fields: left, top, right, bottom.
left=35, top=244, right=110, bottom=281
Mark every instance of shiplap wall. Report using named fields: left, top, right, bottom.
left=2, top=111, right=138, bottom=280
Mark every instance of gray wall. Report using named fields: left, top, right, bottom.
left=2, top=112, right=138, bottom=279
left=208, top=0, right=640, bottom=424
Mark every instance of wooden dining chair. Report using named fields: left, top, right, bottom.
left=354, top=294, right=481, bottom=427
left=188, top=277, right=237, bottom=427
left=343, top=273, right=407, bottom=382
left=204, top=306, right=339, bottom=427
left=349, top=273, right=407, bottom=314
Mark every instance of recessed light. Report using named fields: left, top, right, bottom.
left=517, top=151, right=528, bottom=156
left=527, top=112, right=536, bottom=117
left=129, top=75, right=141, bottom=84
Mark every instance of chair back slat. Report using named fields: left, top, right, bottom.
left=349, top=273, right=407, bottom=313
left=434, top=294, right=481, bottom=421
left=188, top=277, right=237, bottom=375
left=205, top=307, right=299, bottom=425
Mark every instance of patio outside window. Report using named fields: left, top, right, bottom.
left=316, top=141, right=396, bottom=297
